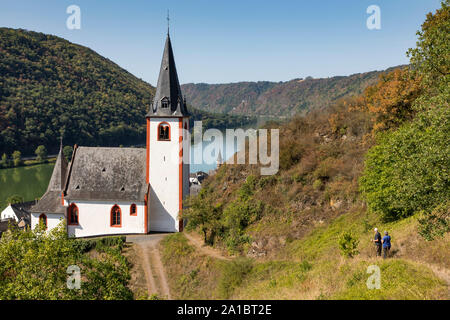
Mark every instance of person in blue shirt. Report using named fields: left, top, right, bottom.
left=382, top=231, right=392, bottom=259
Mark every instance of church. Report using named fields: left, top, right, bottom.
left=30, top=33, right=190, bottom=237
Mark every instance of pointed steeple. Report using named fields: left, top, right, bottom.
left=147, top=33, right=189, bottom=117
left=47, top=141, right=68, bottom=192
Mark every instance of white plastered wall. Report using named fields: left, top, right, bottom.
left=31, top=212, right=65, bottom=231
left=148, top=117, right=182, bottom=232
left=66, top=200, right=145, bottom=238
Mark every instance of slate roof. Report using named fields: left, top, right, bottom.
left=30, top=147, right=68, bottom=214
left=0, top=220, right=10, bottom=233
left=147, top=34, right=189, bottom=117
left=65, top=147, right=147, bottom=202
left=10, top=202, right=32, bottom=225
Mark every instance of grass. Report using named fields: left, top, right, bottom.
left=160, top=208, right=449, bottom=300
left=160, top=233, right=223, bottom=299
left=332, top=259, right=447, bottom=300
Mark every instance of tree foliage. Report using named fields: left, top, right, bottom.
left=407, top=0, right=449, bottom=93
left=361, top=1, right=450, bottom=224
left=363, top=68, right=423, bottom=133
left=63, top=145, right=73, bottom=162
left=34, top=145, right=47, bottom=162
left=12, top=150, right=21, bottom=166
left=0, top=222, right=133, bottom=299
left=360, top=104, right=449, bottom=221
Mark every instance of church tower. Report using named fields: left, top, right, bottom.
left=146, top=32, right=190, bottom=232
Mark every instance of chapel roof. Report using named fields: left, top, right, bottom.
left=64, top=147, right=147, bottom=202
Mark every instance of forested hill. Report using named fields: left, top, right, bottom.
left=0, top=28, right=155, bottom=155
left=0, top=28, right=255, bottom=156
left=182, top=66, right=403, bottom=117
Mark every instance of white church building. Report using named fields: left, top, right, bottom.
left=30, top=33, right=190, bottom=237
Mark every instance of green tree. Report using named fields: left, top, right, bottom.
left=63, top=145, right=73, bottom=161
left=0, top=222, right=133, bottom=300
left=407, top=0, right=449, bottom=94
left=360, top=104, right=449, bottom=221
left=35, top=145, right=47, bottom=162
left=0, top=153, right=8, bottom=168
left=12, top=150, right=21, bottom=167
left=184, top=187, right=223, bottom=245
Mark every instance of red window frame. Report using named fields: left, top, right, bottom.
left=130, top=203, right=137, bottom=216
left=110, top=205, right=122, bottom=227
left=68, top=203, right=79, bottom=225
left=157, top=122, right=171, bottom=141
left=39, top=214, right=47, bottom=230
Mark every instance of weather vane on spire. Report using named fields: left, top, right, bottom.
left=167, top=9, right=170, bottom=35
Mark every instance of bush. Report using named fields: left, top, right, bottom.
left=312, top=179, right=322, bottom=190
left=1, top=153, right=10, bottom=168
left=12, top=151, right=21, bottom=167
left=360, top=104, right=449, bottom=221
left=338, top=231, right=359, bottom=258
left=223, top=198, right=263, bottom=252
left=418, top=202, right=450, bottom=241
left=35, top=145, right=47, bottom=162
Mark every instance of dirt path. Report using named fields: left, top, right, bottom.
left=127, top=234, right=171, bottom=299
left=184, top=232, right=232, bottom=261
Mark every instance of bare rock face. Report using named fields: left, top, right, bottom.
left=247, top=240, right=266, bottom=258
left=330, top=199, right=343, bottom=210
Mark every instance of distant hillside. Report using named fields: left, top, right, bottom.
left=182, top=67, right=403, bottom=117
left=0, top=28, right=254, bottom=156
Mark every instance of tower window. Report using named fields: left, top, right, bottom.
left=39, top=214, right=47, bottom=230
left=158, top=122, right=170, bottom=141
left=111, top=205, right=122, bottom=227
left=130, top=204, right=137, bottom=216
left=161, top=97, right=169, bottom=109
left=68, top=203, right=79, bottom=225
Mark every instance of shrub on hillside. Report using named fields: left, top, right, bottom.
left=360, top=104, right=449, bottom=221
left=338, top=231, right=359, bottom=258
left=418, top=202, right=450, bottom=241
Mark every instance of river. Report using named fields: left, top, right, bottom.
left=0, top=140, right=240, bottom=211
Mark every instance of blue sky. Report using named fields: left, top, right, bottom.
left=0, top=0, right=442, bottom=85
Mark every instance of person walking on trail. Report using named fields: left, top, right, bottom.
left=382, top=231, right=391, bottom=259
left=372, top=228, right=382, bottom=257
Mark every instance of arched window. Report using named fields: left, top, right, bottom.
left=130, top=204, right=137, bottom=216
left=111, top=205, right=121, bottom=227
left=39, top=214, right=47, bottom=230
left=158, top=122, right=170, bottom=141
left=68, top=203, right=79, bottom=225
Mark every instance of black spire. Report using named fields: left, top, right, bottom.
left=147, top=32, right=189, bottom=117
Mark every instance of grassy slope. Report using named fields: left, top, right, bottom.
left=161, top=209, right=448, bottom=300
left=159, top=91, right=448, bottom=300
